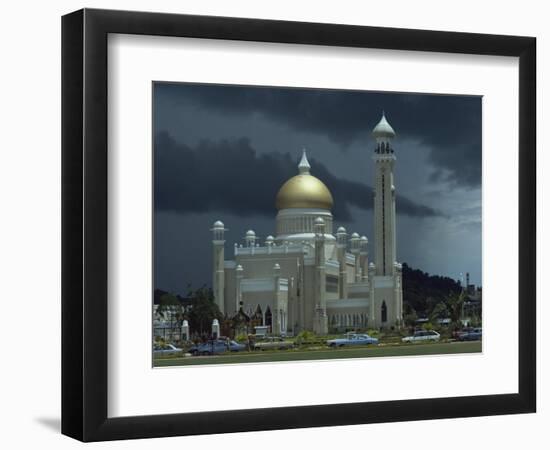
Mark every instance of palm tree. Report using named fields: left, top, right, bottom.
left=447, top=291, right=466, bottom=324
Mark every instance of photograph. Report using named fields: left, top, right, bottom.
left=152, top=83, right=483, bottom=367
left=0, top=0, right=541, bottom=446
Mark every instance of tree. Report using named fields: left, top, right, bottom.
left=430, top=301, right=449, bottom=323
left=156, top=293, right=183, bottom=327
left=187, top=286, right=223, bottom=336
left=403, top=308, right=418, bottom=328
left=447, top=291, right=466, bottom=323
left=401, top=262, right=462, bottom=316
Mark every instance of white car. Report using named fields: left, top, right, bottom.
left=327, top=333, right=379, bottom=347
left=253, top=336, right=295, bottom=350
left=153, top=343, right=183, bottom=356
left=402, top=330, right=440, bottom=343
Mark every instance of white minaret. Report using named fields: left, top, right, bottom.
left=235, top=264, right=244, bottom=313
left=273, top=263, right=282, bottom=335
left=360, top=236, right=369, bottom=282
left=313, top=217, right=328, bottom=334
left=350, top=232, right=361, bottom=282
left=245, top=230, right=256, bottom=247
left=370, top=112, right=403, bottom=328
left=211, top=220, right=226, bottom=314
left=336, top=226, right=348, bottom=299
left=372, top=112, right=397, bottom=277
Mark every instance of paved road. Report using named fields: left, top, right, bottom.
left=154, top=341, right=482, bottom=367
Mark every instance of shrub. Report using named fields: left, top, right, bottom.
left=295, top=330, right=317, bottom=345
left=234, top=333, right=249, bottom=343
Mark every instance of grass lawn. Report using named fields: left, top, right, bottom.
left=154, top=341, right=482, bottom=367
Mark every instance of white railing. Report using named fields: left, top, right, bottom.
left=234, top=242, right=309, bottom=256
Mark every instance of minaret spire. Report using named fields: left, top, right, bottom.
left=298, top=148, right=311, bottom=174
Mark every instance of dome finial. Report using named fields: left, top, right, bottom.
left=298, top=148, right=311, bottom=174
left=372, top=111, right=396, bottom=139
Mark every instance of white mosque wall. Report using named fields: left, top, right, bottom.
left=327, top=298, right=370, bottom=330
left=234, top=254, right=302, bottom=281
left=347, top=282, right=370, bottom=298
left=276, top=207, right=335, bottom=237
left=371, top=286, right=398, bottom=328
left=223, top=265, right=236, bottom=314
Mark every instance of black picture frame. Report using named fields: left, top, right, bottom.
left=62, top=8, right=536, bottom=442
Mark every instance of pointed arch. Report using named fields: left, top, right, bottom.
left=252, top=304, right=263, bottom=325
left=381, top=301, right=388, bottom=323
left=265, top=305, right=272, bottom=330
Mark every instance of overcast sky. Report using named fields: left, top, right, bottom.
left=153, top=82, right=482, bottom=296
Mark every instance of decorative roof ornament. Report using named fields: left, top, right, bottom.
left=298, top=148, right=311, bottom=174
left=372, top=112, right=396, bottom=139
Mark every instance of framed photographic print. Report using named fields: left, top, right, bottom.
left=62, top=8, right=536, bottom=442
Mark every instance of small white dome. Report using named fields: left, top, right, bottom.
left=212, top=220, right=225, bottom=229
left=372, top=112, right=396, bottom=138
left=273, top=263, right=281, bottom=270
left=314, top=217, right=325, bottom=224
left=245, top=229, right=256, bottom=236
left=351, top=232, right=360, bottom=238
left=337, top=226, right=347, bottom=233
left=266, top=235, right=274, bottom=242
left=236, top=264, right=244, bottom=271
left=360, top=235, right=368, bottom=242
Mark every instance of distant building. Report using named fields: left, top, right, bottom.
left=462, top=272, right=482, bottom=324
left=209, top=113, right=404, bottom=335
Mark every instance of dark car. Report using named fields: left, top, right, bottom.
left=458, top=327, right=482, bottom=341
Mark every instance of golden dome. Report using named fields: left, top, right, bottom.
left=275, top=151, right=334, bottom=210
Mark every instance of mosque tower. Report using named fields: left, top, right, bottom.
left=371, top=112, right=403, bottom=328
left=211, top=220, right=226, bottom=314
left=372, top=112, right=397, bottom=277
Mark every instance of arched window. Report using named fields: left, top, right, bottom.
left=252, top=304, right=263, bottom=326
left=265, top=306, right=272, bottom=331
left=381, top=301, right=388, bottom=323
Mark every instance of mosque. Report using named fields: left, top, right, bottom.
left=210, top=113, right=403, bottom=335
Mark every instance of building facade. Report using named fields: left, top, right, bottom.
left=211, top=113, right=403, bottom=335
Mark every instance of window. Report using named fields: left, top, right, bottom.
left=265, top=306, right=272, bottom=328
left=381, top=301, right=387, bottom=323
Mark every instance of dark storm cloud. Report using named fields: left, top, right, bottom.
left=154, top=132, right=441, bottom=221
left=155, top=83, right=481, bottom=188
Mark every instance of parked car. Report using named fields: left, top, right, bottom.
left=189, top=339, right=246, bottom=356
left=402, top=330, right=440, bottom=343
left=458, top=327, right=482, bottom=341
left=253, top=336, right=294, bottom=351
left=326, top=333, right=379, bottom=348
left=452, top=327, right=473, bottom=340
left=153, top=343, right=183, bottom=356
